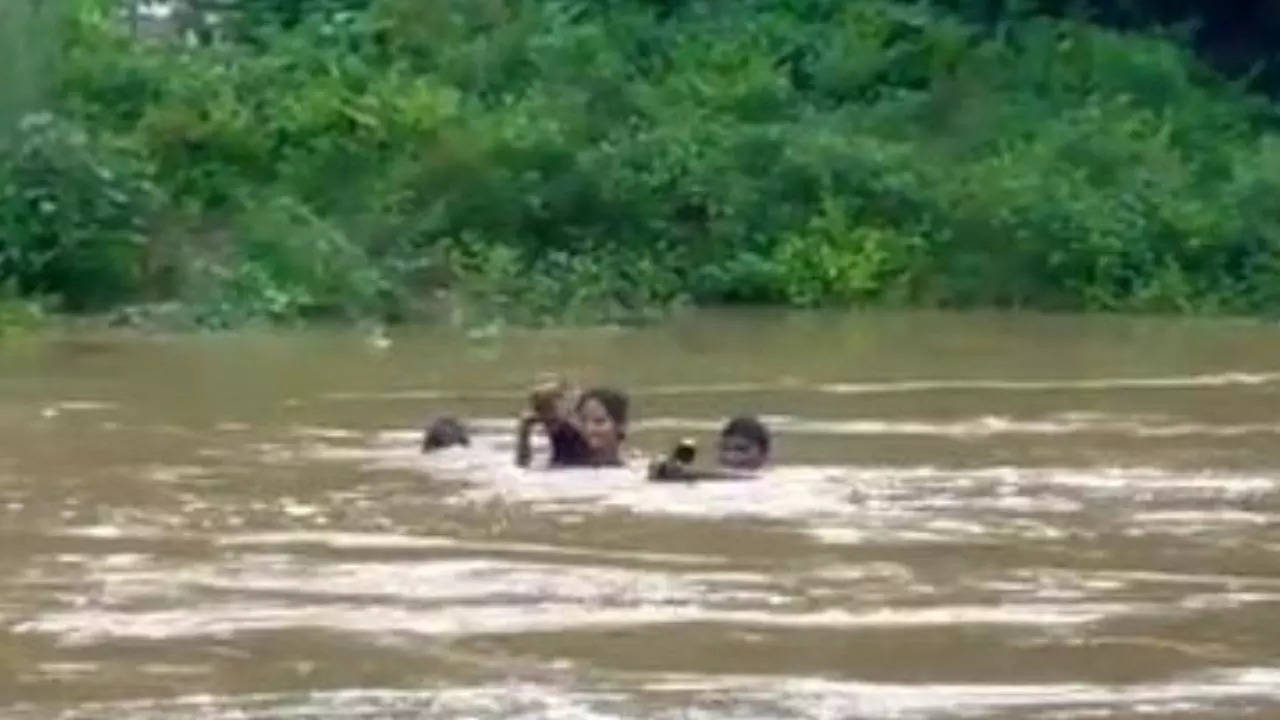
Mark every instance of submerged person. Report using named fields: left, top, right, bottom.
left=648, top=415, right=770, bottom=481
left=421, top=416, right=470, bottom=452
left=515, top=379, right=589, bottom=467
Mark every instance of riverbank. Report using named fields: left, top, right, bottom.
left=3, top=0, right=1280, bottom=328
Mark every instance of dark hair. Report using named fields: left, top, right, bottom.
left=422, top=416, right=470, bottom=451
left=722, top=416, right=770, bottom=454
left=577, top=387, right=629, bottom=427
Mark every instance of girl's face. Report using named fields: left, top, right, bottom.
left=578, top=398, right=621, bottom=455
left=719, top=433, right=765, bottom=470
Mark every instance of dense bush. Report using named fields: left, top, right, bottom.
left=0, top=113, right=159, bottom=311
left=933, top=0, right=1280, bottom=96
left=3, top=0, right=1280, bottom=325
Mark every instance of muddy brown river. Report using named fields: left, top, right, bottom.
left=1, top=310, right=1278, bottom=718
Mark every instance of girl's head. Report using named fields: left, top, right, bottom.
left=719, top=416, right=770, bottom=469
left=576, top=387, right=629, bottom=462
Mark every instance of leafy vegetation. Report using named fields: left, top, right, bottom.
left=3, top=0, right=1280, bottom=326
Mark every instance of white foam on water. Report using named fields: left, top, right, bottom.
left=1089, top=569, right=1280, bottom=589
left=215, top=532, right=464, bottom=551
left=290, top=427, right=365, bottom=440
left=1131, top=510, right=1279, bottom=526
left=14, top=600, right=1132, bottom=644
left=215, top=531, right=724, bottom=566
left=55, top=525, right=168, bottom=540
left=52, top=400, right=119, bottom=412
left=431, top=460, right=1274, bottom=533
left=98, top=557, right=734, bottom=607
left=30, top=541, right=1261, bottom=649
left=8, top=667, right=1280, bottom=719
left=291, top=430, right=1280, bottom=549
left=438, top=462, right=892, bottom=531
left=637, top=668, right=1280, bottom=718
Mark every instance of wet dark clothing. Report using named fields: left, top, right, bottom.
left=547, top=421, right=593, bottom=467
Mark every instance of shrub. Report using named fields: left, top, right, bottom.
left=4, top=0, right=1279, bottom=326
left=0, top=113, right=158, bottom=311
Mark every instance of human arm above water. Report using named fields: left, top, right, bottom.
left=518, top=380, right=589, bottom=468
left=647, top=457, right=757, bottom=482
left=515, top=412, right=537, bottom=468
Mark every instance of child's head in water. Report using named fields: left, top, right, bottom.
left=529, top=379, right=574, bottom=425
left=575, top=387, right=628, bottom=465
left=421, top=416, right=470, bottom=452
left=719, top=416, right=769, bottom=470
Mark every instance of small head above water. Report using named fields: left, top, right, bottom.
left=673, top=438, right=697, bottom=464
left=719, top=416, right=770, bottom=470
left=422, top=416, right=470, bottom=452
left=530, top=379, right=575, bottom=425
left=576, top=387, right=629, bottom=464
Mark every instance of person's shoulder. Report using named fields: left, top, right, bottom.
left=650, top=465, right=759, bottom=482
left=648, top=460, right=759, bottom=482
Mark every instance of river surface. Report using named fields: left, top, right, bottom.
left=2, top=310, right=1279, bottom=719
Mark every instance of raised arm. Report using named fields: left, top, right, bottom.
left=515, top=412, right=537, bottom=468
left=647, top=458, right=756, bottom=482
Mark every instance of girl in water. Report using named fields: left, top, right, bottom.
left=515, top=382, right=629, bottom=468
left=574, top=387, right=629, bottom=467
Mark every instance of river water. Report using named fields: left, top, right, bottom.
left=1, top=310, right=1278, bottom=719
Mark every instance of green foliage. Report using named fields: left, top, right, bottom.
left=772, top=198, right=927, bottom=307
left=4, top=0, right=1280, bottom=326
left=933, top=0, right=1280, bottom=96
left=0, top=0, right=55, bottom=135
left=0, top=113, right=158, bottom=311
left=0, top=281, right=44, bottom=334
left=186, top=196, right=391, bottom=327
